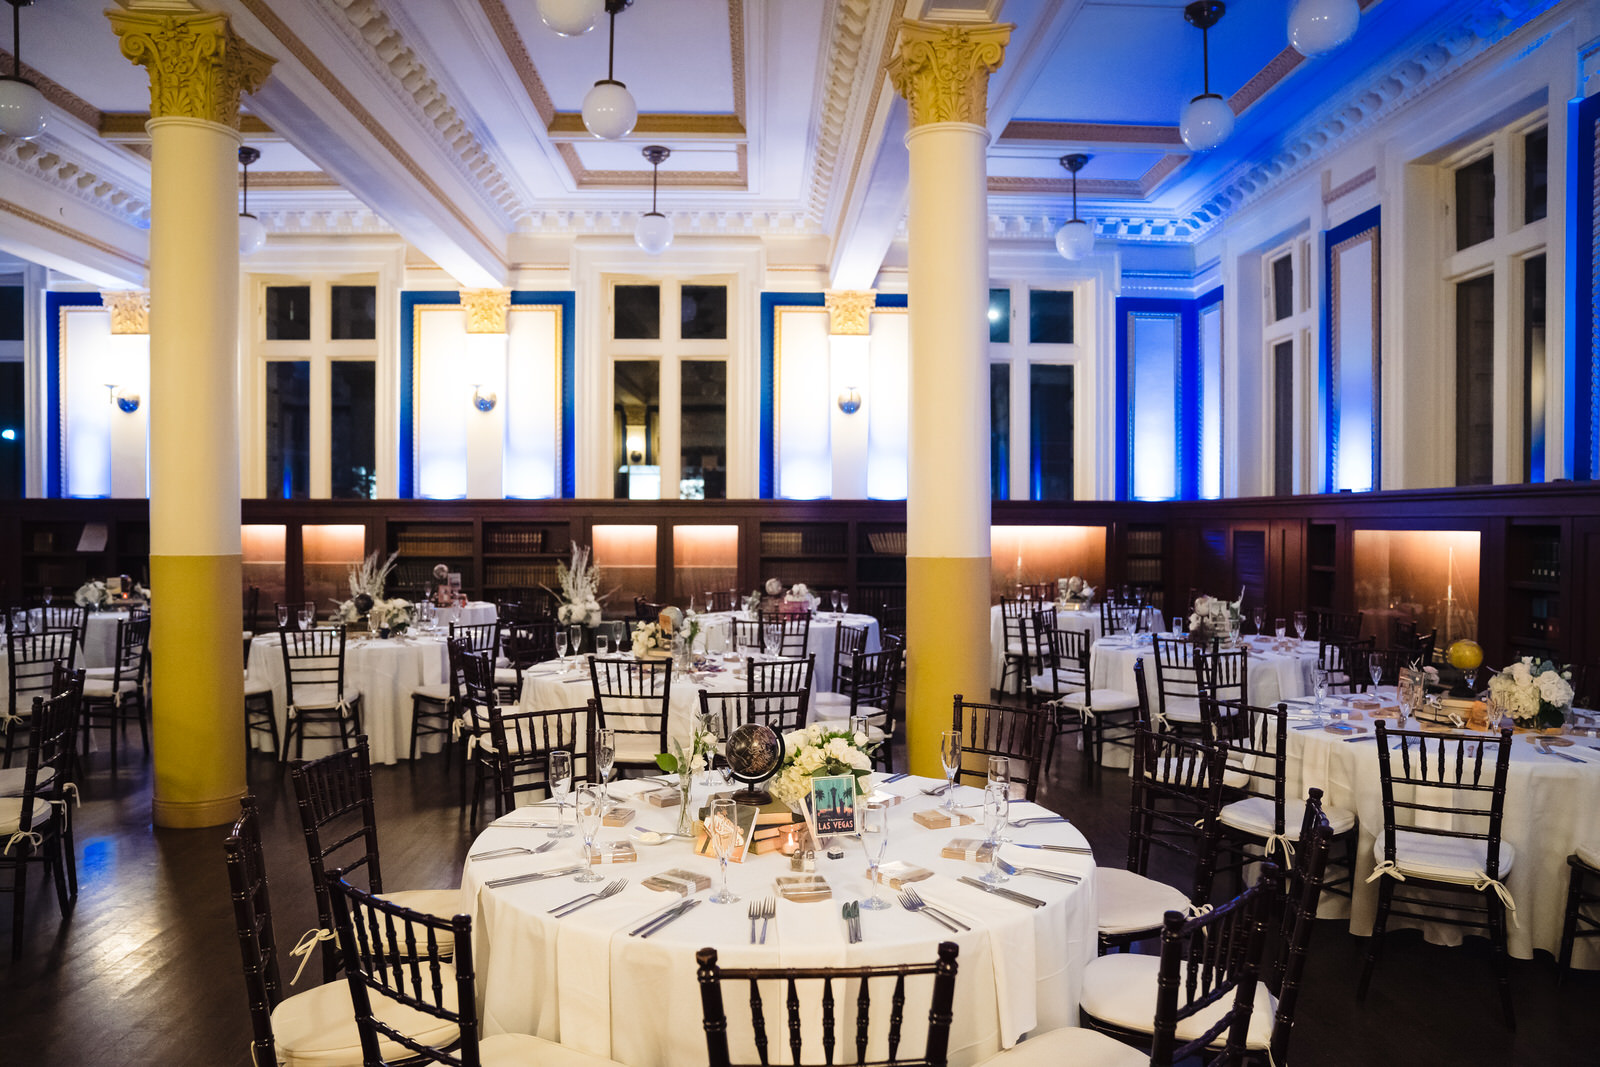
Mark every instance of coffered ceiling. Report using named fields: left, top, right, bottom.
left=0, top=0, right=1569, bottom=288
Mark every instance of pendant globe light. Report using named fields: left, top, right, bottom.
left=634, top=145, right=672, bottom=255
left=237, top=146, right=267, bottom=256
left=1288, top=0, right=1360, bottom=57
left=0, top=0, right=46, bottom=141
left=1179, top=1, right=1234, bottom=153
left=1053, top=154, right=1095, bottom=261
left=581, top=0, right=637, bottom=140
left=537, top=0, right=604, bottom=37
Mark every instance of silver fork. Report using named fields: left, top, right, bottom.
left=1009, top=816, right=1067, bottom=827
left=900, top=886, right=969, bottom=931
left=995, top=857, right=1080, bottom=884
left=469, top=838, right=559, bottom=861
left=549, top=878, right=627, bottom=917
left=748, top=898, right=761, bottom=943
left=759, top=896, right=775, bottom=944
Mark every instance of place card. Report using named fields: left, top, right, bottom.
left=776, top=874, right=832, bottom=903
left=941, top=837, right=997, bottom=863
left=589, top=842, right=637, bottom=865
left=870, top=861, right=933, bottom=889
left=913, top=809, right=976, bottom=829
left=641, top=868, right=712, bottom=895
left=602, top=806, right=635, bottom=827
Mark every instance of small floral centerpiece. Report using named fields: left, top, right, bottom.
left=631, top=620, right=673, bottom=659
left=768, top=724, right=875, bottom=809
left=742, top=589, right=762, bottom=615
left=336, top=550, right=400, bottom=627
left=655, top=725, right=720, bottom=834
left=550, top=542, right=604, bottom=626
left=430, top=564, right=459, bottom=607
left=368, top=599, right=415, bottom=636
left=1060, top=575, right=1096, bottom=604
left=74, top=580, right=112, bottom=608
left=1188, top=590, right=1243, bottom=647
left=1487, top=656, right=1574, bottom=731
left=783, top=582, right=818, bottom=611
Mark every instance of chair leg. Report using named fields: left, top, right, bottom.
left=1558, top=863, right=1583, bottom=980
left=409, top=697, right=422, bottom=761
left=133, top=694, right=150, bottom=755
left=60, top=813, right=77, bottom=901
left=1357, top=876, right=1395, bottom=1003
left=1485, top=890, right=1515, bottom=1030
left=50, top=831, right=70, bottom=915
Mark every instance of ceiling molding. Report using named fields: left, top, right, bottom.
left=255, top=206, right=395, bottom=235
left=517, top=207, right=813, bottom=237
left=1, top=136, right=151, bottom=228
left=251, top=170, right=342, bottom=189
left=476, top=0, right=557, bottom=124
left=545, top=112, right=747, bottom=141
left=803, top=0, right=900, bottom=228
left=1226, top=49, right=1305, bottom=117
left=998, top=121, right=1184, bottom=148
left=1324, top=166, right=1378, bottom=204
left=0, top=199, right=147, bottom=272
left=566, top=146, right=750, bottom=189
left=988, top=153, right=1188, bottom=200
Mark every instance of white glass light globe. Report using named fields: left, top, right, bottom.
left=1180, top=93, right=1235, bottom=152
left=537, top=0, right=603, bottom=36
left=1288, top=0, right=1360, bottom=56
left=0, top=77, right=47, bottom=141
left=1054, top=219, right=1095, bottom=261
left=238, top=213, right=267, bottom=256
left=582, top=79, right=637, bottom=140
left=634, top=211, right=673, bottom=255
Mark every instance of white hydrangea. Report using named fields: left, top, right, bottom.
left=1536, top=670, right=1573, bottom=706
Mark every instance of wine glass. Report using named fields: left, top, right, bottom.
left=987, top=756, right=1012, bottom=841
left=298, top=604, right=314, bottom=631
left=1293, top=611, right=1307, bottom=640
left=859, top=799, right=890, bottom=910
left=1312, top=667, right=1329, bottom=725
left=554, top=628, right=569, bottom=667
left=1275, top=617, right=1287, bottom=639
left=574, top=784, right=604, bottom=883
left=707, top=797, right=741, bottom=905
left=704, top=592, right=715, bottom=615
left=1368, top=653, right=1383, bottom=693
left=42, top=586, right=52, bottom=608
left=939, top=729, right=962, bottom=812
left=548, top=750, right=573, bottom=838
left=979, top=784, right=1010, bottom=884
left=276, top=603, right=291, bottom=629
left=595, top=629, right=611, bottom=657
left=596, top=728, right=616, bottom=807
left=569, top=624, right=584, bottom=659
left=1253, top=607, right=1265, bottom=635
left=688, top=594, right=698, bottom=615
left=839, top=592, right=850, bottom=614
left=762, top=623, right=781, bottom=659
left=830, top=590, right=840, bottom=615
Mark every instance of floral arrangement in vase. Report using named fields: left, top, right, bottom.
left=550, top=542, right=604, bottom=626
left=631, top=620, right=673, bottom=659
left=654, top=724, right=721, bottom=834
left=335, top=550, right=407, bottom=630
left=74, top=580, right=112, bottom=608
left=1187, top=590, right=1243, bottom=647
left=1060, top=575, right=1096, bottom=604
left=1486, top=657, right=1574, bottom=731
left=768, top=724, right=874, bottom=808
left=367, top=599, right=415, bottom=636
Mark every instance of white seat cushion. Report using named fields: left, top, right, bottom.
left=0, top=794, right=51, bottom=839
left=1375, top=829, right=1516, bottom=885
left=1095, top=865, right=1191, bottom=936
left=83, top=677, right=139, bottom=700
left=1079, top=950, right=1275, bottom=1052
left=412, top=683, right=452, bottom=702
left=270, top=967, right=460, bottom=1066
left=84, top=666, right=117, bottom=679
left=813, top=691, right=851, bottom=709
left=1577, top=843, right=1600, bottom=870
left=975, top=1025, right=1148, bottom=1066
left=479, top=1032, right=627, bottom=1066
left=1037, top=685, right=1139, bottom=713
left=0, top=766, right=53, bottom=798
left=812, top=702, right=884, bottom=722
left=494, top=667, right=521, bottom=685
left=1219, top=795, right=1357, bottom=840
left=290, top=686, right=359, bottom=712
left=245, top=676, right=274, bottom=697
left=1160, top=695, right=1202, bottom=723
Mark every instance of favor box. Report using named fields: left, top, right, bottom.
left=642, top=868, right=711, bottom=894
left=645, top=789, right=683, bottom=808
left=870, top=861, right=933, bottom=889
left=602, top=807, right=636, bottom=827
left=941, top=837, right=997, bottom=863
left=913, top=809, right=976, bottom=829
left=588, top=842, right=637, bottom=865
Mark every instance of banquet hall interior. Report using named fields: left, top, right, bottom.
left=3, top=0, right=1600, bottom=1064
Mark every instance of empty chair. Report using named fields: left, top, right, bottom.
left=634, top=596, right=665, bottom=622
left=497, top=616, right=558, bottom=700
left=1028, top=626, right=1139, bottom=779
left=1, top=679, right=81, bottom=960
left=826, top=621, right=870, bottom=693
left=813, top=647, right=903, bottom=769
left=996, top=596, right=1036, bottom=695
left=4, top=630, right=77, bottom=768
left=278, top=625, right=363, bottom=761
left=1558, top=845, right=1600, bottom=977
left=696, top=942, right=961, bottom=1067
left=408, top=632, right=470, bottom=762
left=949, top=694, right=1048, bottom=802
left=588, top=657, right=673, bottom=777
left=1351, top=645, right=1416, bottom=691
left=1317, top=635, right=1370, bottom=695
left=37, top=605, right=87, bottom=649
left=456, top=646, right=503, bottom=827
left=758, top=610, right=811, bottom=659
left=1311, top=608, right=1362, bottom=644
left=289, top=738, right=462, bottom=985
left=1360, top=722, right=1516, bottom=1028
left=79, top=614, right=150, bottom=767
left=327, top=876, right=623, bottom=1066
left=243, top=669, right=279, bottom=761
left=489, top=700, right=599, bottom=816
left=1149, top=636, right=1205, bottom=735
left=699, top=689, right=808, bottom=738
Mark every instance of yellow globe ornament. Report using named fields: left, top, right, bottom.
left=1447, top=639, right=1483, bottom=671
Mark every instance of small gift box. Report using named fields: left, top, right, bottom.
left=941, top=837, right=997, bottom=863
left=913, top=809, right=976, bottom=830
left=870, top=861, right=934, bottom=889
left=642, top=868, right=712, bottom=894
left=776, top=874, right=832, bottom=902
left=862, top=790, right=904, bottom=808
left=602, top=807, right=636, bottom=827
left=645, top=789, right=683, bottom=808
left=589, top=842, right=638, bottom=865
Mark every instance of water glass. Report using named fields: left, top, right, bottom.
left=1368, top=654, right=1383, bottom=692
left=595, top=630, right=610, bottom=656
left=859, top=799, right=891, bottom=910
left=850, top=714, right=871, bottom=743
left=708, top=798, right=741, bottom=904
left=547, top=750, right=573, bottom=838
left=1172, top=616, right=1184, bottom=636
left=554, top=629, right=569, bottom=665
left=574, top=784, right=604, bottom=883
left=979, top=784, right=1010, bottom=884
left=939, top=729, right=962, bottom=812
left=830, top=590, right=840, bottom=614
left=1275, top=617, right=1287, bottom=639
left=1312, top=667, right=1329, bottom=725
left=298, top=604, right=315, bottom=631
left=1293, top=611, right=1307, bottom=640
left=705, top=592, right=715, bottom=615
left=596, top=728, right=616, bottom=805
left=276, top=603, right=291, bottom=629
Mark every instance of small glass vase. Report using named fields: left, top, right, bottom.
left=673, top=634, right=691, bottom=675
left=674, top=778, right=695, bottom=836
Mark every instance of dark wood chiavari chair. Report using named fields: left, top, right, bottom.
left=588, top=656, right=673, bottom=778
left=1311, top=608, right=1363, bottom=645
left=1029, top=626, right=1130, bottom=780
left=1149, top=635, right=1206, bottom=736
left=828, top=621, right=870, bottom=693
left=699, top=689, right=808, bottom=738
left=635, top=596, right=666, bottom=622
left=756, top=610, right=811, bottom=659
left=996, top=596, right=1035, bottom=695
left=1558, top=846, right=1600, bottom=978
left=277, top=624, right=363, bottom=761
left=949, top=694, right=1047, bottom=802
left=813, top=647, right=903, bottom=770
left=1, top=677, right=81, bottom=959
left=489, top=700, right=598, bottom=817
left=79, top=614, right=150, bottom=767
left=4, top=629, right=77, bottom=768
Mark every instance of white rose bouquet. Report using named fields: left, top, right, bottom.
left=1062, top=575, right=1095, bottom=603
left=768, top=724, right=874, bottom=807
left=1487, top=656, right=1573, bottom=730
left=1187, top=590, right=1243, bottom=646
left=631, top=620, right=672, bottom=659
left=551, top=542, right=605, bottom=626
left=75, top=580, right=110, bottom=608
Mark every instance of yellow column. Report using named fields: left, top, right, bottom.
left=888, top=22, right=1010, bottom=776
left=110, top=8, right=275, bottom=828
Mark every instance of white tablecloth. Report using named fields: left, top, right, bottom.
left=245, top=632, right=450, bottom=764
left=463, top=775, right=1096, bottom=1066
left=1283, top=695, right=1600, bottom=968
left=1090, top=633, right=1318, bottom=710
left=988, top=603, right=1162, bottom=691
left=28, top=608, right=124, bottom=669
left=693, top=612, right=881, bottom=692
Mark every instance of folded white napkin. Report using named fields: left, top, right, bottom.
left=918, top=877, right=1041, bottom=1042
left=776, top=893, right=848, bottom=966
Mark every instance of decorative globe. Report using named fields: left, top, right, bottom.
left=1288, top=0, right=1360, bottom=57
left=582, top=79, right=637, bottom=140
left=1180, top=93, right=1234, bottom=152
left=353, top=593, right=374, bottom=615
left=1447, top=639, right=1483, bottom=671
left=725, top=723, right=783, bottom=804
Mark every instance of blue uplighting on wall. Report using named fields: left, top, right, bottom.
left=398, top=291, right=457, bottom=499
left=1322, top=207, right=1382, bottom=493
left=44, top=291, right=106, bottom=498
left=759, top=291, right=826, bottom=499
left=1114, top=294, right=1209, bottom=501
left=1567, top=91, right=1600, bottom=481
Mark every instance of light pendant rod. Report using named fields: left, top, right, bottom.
left=1060, top=153, right=1088, bottom=222
left=11, top=0, right=21, bottom=78
left=238, top=145, right=260, bottom=213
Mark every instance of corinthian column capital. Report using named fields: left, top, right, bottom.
left=107, top=9, right=275, bottom=129
left=887, top=21, right=1012, bottom=129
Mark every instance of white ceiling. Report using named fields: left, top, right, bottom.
left=0, top=0, right=1567, bottom=286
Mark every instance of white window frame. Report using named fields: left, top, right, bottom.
left=1261, top=236, right=1316, bottom=494
left=988, top=281, right=1092, bottom=501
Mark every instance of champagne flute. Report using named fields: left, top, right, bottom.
left=1312, top=666, right=1329, bottom=725
left=859, top=799, right=890, bottom=910
left=595, top=629, right=611, bottom=657
left=939, top=729, right=962, bottom=812
left=547, top=750, right=573, bottom=838
left=574, top=784, right=604, bottom=883
left=1293, top=611, right=1307, bottom=640
left=1368, top=653, right=1383, bottom=693
left=840, top=592, right=850, bottom=614
left=707, top=797, right=741, bottom=905
left=298, top=604, right=314, bottom=631
left=830, top=590, right=840, bottom=615
left=1275, top=617, right=1287, bottom=639
left=276, top=603, right=291, bottom=629
left=569, top=624, right=584, bottom=659
left=596, top=728, right=616, bottom=807
left=988, top=756, right=1012, bottom=841
left=1253, top=607, right=1265, bottom=635
left=979, top=784, right=1010, bottom=884
left=42, top=586, right=52, bottom=608
left=705, top=592, right=715, bottom=616
left=762, top=623, right=780, bottom=659
left=555, top=629, right=570, bottom=668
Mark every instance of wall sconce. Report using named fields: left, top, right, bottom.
left=471, top=386, right=497, bottom=413
left=837, top=389, right=862, bottom=415
left=105, top=384, right=140, bottom=413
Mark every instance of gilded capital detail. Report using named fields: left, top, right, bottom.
left=824, top=290, right=876, bottom=336
left=461, top=288, right=512, bottom=334
left=887, top=21, right=1012, bottom=128
left=107, top=11, right=276, bottom=130
left=104, top=291, right=151, bottom=335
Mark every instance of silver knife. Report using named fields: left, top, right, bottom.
left=627, top=898, right=693, bottom=936
left=882, top=772, right=910, bottom=784
left=958, top=876, right=1046, bottom=908
left=1010, top=842, right=1092, bottom=855
left=638, top=899, right=701, bottom=938
left=484, top=865, right=583, bottom=889
left=1540, top=747, right=1585, bottom=763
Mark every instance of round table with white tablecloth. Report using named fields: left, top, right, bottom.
left=1090, top=632, right=1319, bottom=711
left=461, top=774, right=1096, bottom=1066
left=690, top=612, right=881, bottom=692
left=29, top=608, right=125, bottom=668
left=245, top=631, right=450, bottom=764
left=988, top=603, right=1162, bottom=691
left=1281, top=694, right=1600, bottom=968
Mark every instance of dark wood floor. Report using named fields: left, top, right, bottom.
left=2, top=711, right=1594, bottom=1066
